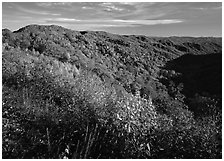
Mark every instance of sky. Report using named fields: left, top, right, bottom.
left=2, top=2, right=222, bottom=37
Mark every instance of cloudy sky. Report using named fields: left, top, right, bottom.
left=2, top=2, right=222, bottom=36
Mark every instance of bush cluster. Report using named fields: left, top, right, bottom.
left=2, top=29, right=222, bottom=159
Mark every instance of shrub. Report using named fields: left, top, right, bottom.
left=2, top=43, right=221, bottom=159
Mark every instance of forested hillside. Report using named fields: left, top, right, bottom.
left=2, top=25, right=222, bottom=159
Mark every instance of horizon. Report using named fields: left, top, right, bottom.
left=2, top=2, right=222, bottom=37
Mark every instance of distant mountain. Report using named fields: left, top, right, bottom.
left=2, top=25, right=222, bottom=159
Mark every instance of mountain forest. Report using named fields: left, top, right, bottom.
left=2, top=25, right=222, bottom=159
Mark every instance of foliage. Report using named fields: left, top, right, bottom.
left=2, top=25, right=222, bottom=159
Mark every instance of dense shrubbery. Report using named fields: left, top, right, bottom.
left=3, top=46, right=221, bottom=159
left=2, top=25, right=222, bottom=158
left=2, top=47, right=159, bottom=158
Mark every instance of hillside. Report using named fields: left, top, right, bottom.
left=2, top=25, right=222, bottom=159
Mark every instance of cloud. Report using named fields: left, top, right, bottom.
left=52, top=2, right=73, bottom=6
left=113, top=3, right=166, bottom=20
left=191, top=2, right=222, bottom=11
left=82, top=6, right=93, bottom=10
left=36, top=2, right=52, bottom=7
left=21, top=9, right=52, bottom=15
left=193, top=7, right=206, bottom=10
left=112, top=19, right=137, bottom=23
left=51, top=13, right=61, bottom=16
left=99, top=2, right=124, bottom=12
left=118, top=2, right=155, bottom=6
left=36, top=2, right=73, bottom=7
left=110, top=19, right=183, bottom=27
left=15, top=5, right=61, bottom=16
left=212, top=6, right=222, bottom=10
left=192, top=5, right=222, bottom=10
left=52, top=18, right=184, bottom=32
left=118, top=2, right=137, bottom=5
left=135, top=19, right=183, bottom=25
left=45, top=17, right=183, bottom=28
left=47, top=18, right=81, bottom=22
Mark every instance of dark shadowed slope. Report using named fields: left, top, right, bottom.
left=164, top=53, right=222, bottom=96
